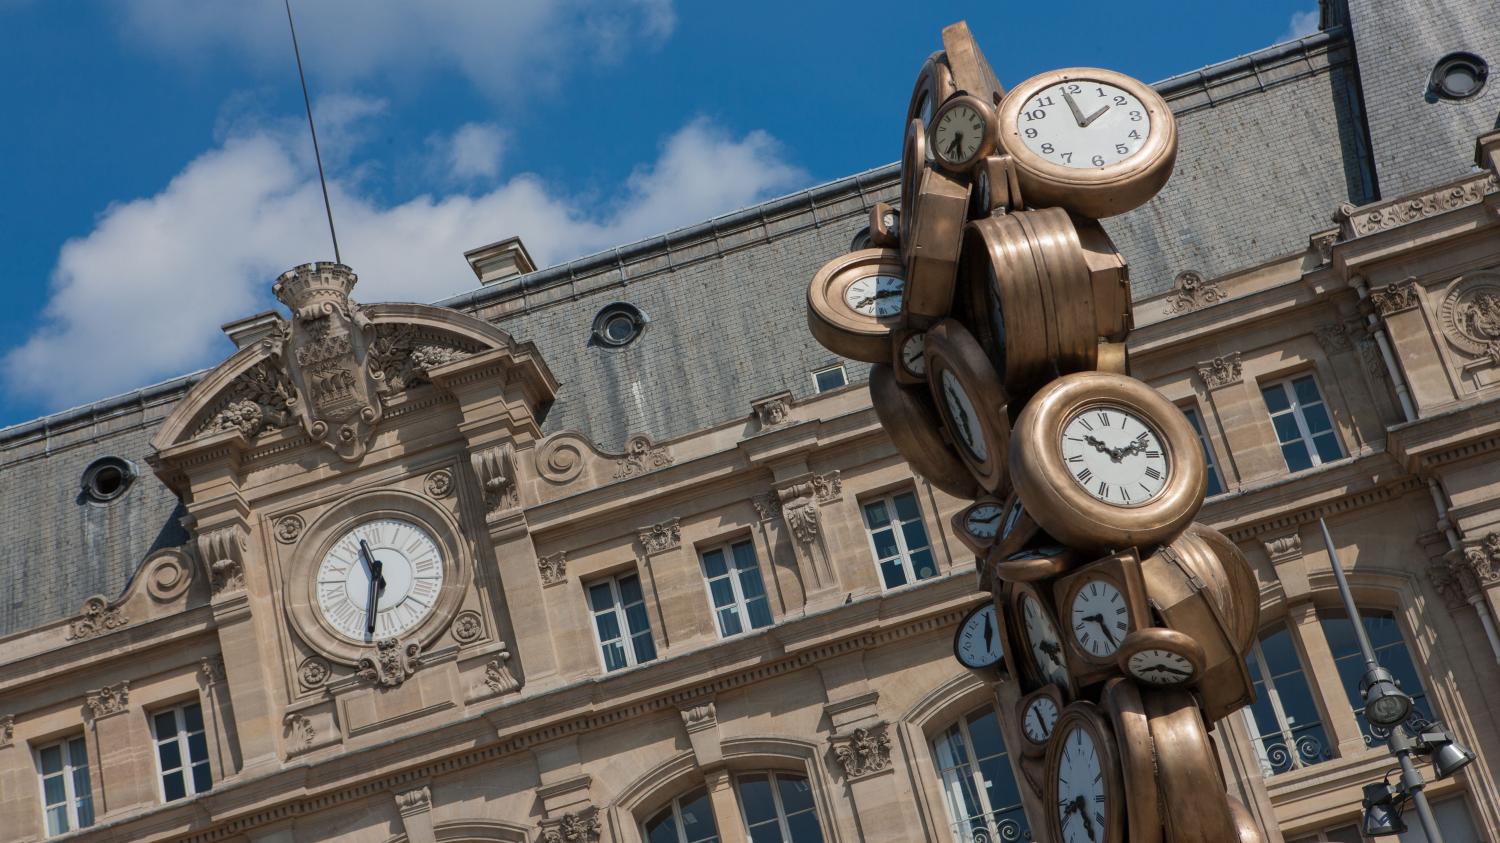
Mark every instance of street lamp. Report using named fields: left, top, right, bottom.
left=1361, top=781, right=1408, bottom=837
left=1361, top=666, right=1412, bottom=727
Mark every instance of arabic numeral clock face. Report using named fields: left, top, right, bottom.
left=1020, top=81, right=1147, bottom=169
left=1062, top=406, right=1167, bottom=506
left=316, top=518, right=444, bottom=641
left=1070, top=579, right=1129, bottom=658
left=954, top=603, right=1005, bottom=670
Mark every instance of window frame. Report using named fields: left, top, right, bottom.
left=734, top=771, right=824, bottom=843
left=586, top=571, right=657, bottom=673
left=149, top=700, right=212, bottom=803
left=1241, top=631, right=1334, bottom=777
left=860, top=489, right=938, bottom=590
left=1260, top=373, right=1344, bottom=472
left=930, top=704, right=1030, bottom=843
left=34, top=734, right=94, bottom=836
left=698, top=538, right=774, bottom=638
left=641, top=785, right=720, bottom=843
left=811, top=364, right=847, bottom=393
left=1179, top=403, right=1226, bottom=496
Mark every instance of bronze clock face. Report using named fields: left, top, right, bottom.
left=807, top=248, right=906, bottom=363
left=1011, top=582, right=1072, bottom=694
left=929, top=94, right=997, bottom=173
left=1044, top=703, right=1125, bottom=843
left=924, top=319, right=1011, bottom=493
left=1059, top=404, right=1170, bottom=507
left=1117, top=627, right=1207, bottom=686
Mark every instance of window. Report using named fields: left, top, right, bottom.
left=591, top=302, right=646, bottom=348
left=862, top=491, right=937, bottom=589
left=1429, top=52, right=1488, bottom=101
left=1181, top=405, right=1225, bottom=496
left=1241, top=625, right=1333, bottom=776
left=151, top=702, right=211, bottom=802
left=812, top=365, right=846, bottom=393
left=643, top=786, right=720, bottom=843
left=1261, top=375, right=1343, bottom=473
left=80, top=456, right=136, bottom=503
left=736, top=772, right=824, bottom=843
left=1286, top=827, right=1363, bottom=843
left=587, top=572, right=657, bottom=672
left=701, top=540, right=773, bottom=637
left=1287, top=797, right=1482, bottom=842
left=36, top=735, right=93, bottom=836
left=932, top=705, right=1031, bottom=843
left=1321, top=610, right=1430, bottom=745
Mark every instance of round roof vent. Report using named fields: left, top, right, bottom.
left=82, top=456, right=137, bottom=503
left=591, top=302, right=647, bottom=348
left=1430, top=52, right=1488, bottom=101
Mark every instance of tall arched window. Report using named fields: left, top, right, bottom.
left=1320, top=609, right=1430, bottom=744
left=931, top=704, right=1030, bottom=842
left=1242, top=624, right=1333, bottom=776
left=735, top=772, right=824, bottom=843
left=643, top=786, right=720, bottom=843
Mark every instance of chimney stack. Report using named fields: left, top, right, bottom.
left=465, top=236, right=537, bottom=286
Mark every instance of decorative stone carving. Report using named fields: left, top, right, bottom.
left=358, top=638, right=421, bottom=687
left=1461, top=532, right=1500, bottom=586
left=199, top=656, right=227, bottom=687
left=1357, top=336, right=1388, bottom=381
left=680, top=701, right=716, bottom=732
left=637, top=518, right=681, bottom=554
left=451, top=610, right=484, bottom=644
left=1428, top=561, right=1471, bottom=611
left=1263, top=534, right=1303, bottom=565
left=423, top=468, right=455, bottom=499
left=1196, top=353, right=1243, bottom=389
left=367, top=322, right=473, bottom=393
left=1336, top=171, right=1498, bottom=238
left=192, top=359, right=296, bottom=440
left=1439, top=275, right=1500, bottom=364
left=538, top=552, right=567, bottom=587
left=1, top=714, right=13, bottom=748
left=65, top=596, right=127, bottom=641
left=85, top=682, right=129, bottom=719
left=1313, top=322, right=1353, bottom=354
left=772, top=471, right=842, bottom=547
left=751, top=393, right=792, bottom=429
left=472, top=444, right=519, bottom=512
left=197, top=524, right=246, bottom=595
left=536, top=434, right=587, bottom=484
left=298, top=656, right=332, bottom=690
left=484, top=651, right=520, bottom=695
left=781, top=498, right=820, bottom=544
left=283, top=712, right=316, bottom=755
left=274, top=514, right=305, bottom=544
left=537, top=808, right=602, bottom=843
left=395, top=785, right=432, bottom=815
left=1310, top=230, right=1337, bottom=265
left=1163, top=270, right=1225, bottom=315
left=830, top=724, right=892, bottom=780
left=613, top=434, right=673, bottom=479
left=1370, top=279, right=1420, bottom=317
left=143, top=549, right=194, bottom=602
left=751, top=493, right=777, bottom=523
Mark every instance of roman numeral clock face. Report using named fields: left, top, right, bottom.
left=316, top=518, right=444, bottom=641
left=1061, top=406, right=1168, bottom=506
left=1056, top=726, right=1108, bottom=843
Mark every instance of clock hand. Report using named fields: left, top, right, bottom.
left=1084, top=613, right=1119, bottom=647
left=1062, top=90, right=1088, bottom=127
left=1030, top=708, right=1045, bottom=736
left=1039, top=639, right=1064, bottom=667
left=1076, top=796, right=1097, bottom=840
left=359, top=540, right=385, bottom=636
left=1084, top=434, right=1113, bottom=455
left=1149, top=664, right=1193, bottom=677
left=1082, top=103, right=1110, bottom=127
left=982, top=612, right=994, bottom=650
left=944, top=384, right=976, bottom=444
left=945, top=132, right=964, bottom=158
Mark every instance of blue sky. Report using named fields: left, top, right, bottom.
left=0, top=0, right=1319, bottom=427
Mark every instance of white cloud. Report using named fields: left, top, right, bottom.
left=2, top=115, right=805, bottom=410
left=1280, top=9, right=1320, bottom=42
left=114, top=0, right=675, bottom=102
left=445, top=123, right=507, bottom=181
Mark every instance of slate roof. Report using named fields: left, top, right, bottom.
left=0, top=14, right=1449, bottom=638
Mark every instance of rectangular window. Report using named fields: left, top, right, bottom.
left=151, top=702, right=211, bottom=802
left=700, top=540, right=773, bottom=637
left=36, top=735, right=93, bottom=836
left=1261, top=374, right=1343, bottom=473
left=812, top=364, right=847, bottom=393
left=1181, top=405, right=1225, bottom=496
left=587, top=572, right=657, bottom=672
left=862, top=490, right=937, bottom=590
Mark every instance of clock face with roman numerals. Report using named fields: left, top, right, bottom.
left=1055, top=724, right=1109, bottom=843
left=1059, top=405, right=1169, bottom=506
left=315, top=518, right=444, bottom=642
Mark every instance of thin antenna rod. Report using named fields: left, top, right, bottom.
left=284, top=0, right=341, bottom=264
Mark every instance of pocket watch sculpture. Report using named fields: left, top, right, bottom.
left=806, top=21, right=1264, bottom=843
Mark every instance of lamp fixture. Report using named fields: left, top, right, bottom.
left=1361, top=780, right=1407, bottom=838
left=1421, top=730, right=1476, bottom=780
left=1361, top=666, right=1413, bottom=727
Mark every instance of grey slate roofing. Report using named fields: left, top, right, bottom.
left=0, top=7, right=1442, bottom=638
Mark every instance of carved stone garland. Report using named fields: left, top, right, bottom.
left=192, top=359, right=297, bottom=440
left=358, top=638, right=421, bottom=687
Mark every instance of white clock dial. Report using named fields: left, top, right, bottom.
left=316, top=518, right=444, bottom=641
left=1127, top=648, right=1196, bottom=685
left=939, top=370, right=988, bottom=462
left=900, top=332, right=926, bottom=375
left=1023, top=595, right=1069, bottom=687
left=1018, top=80, right=1149, bottom=170
left=844, top=274, right=904, bottom=317
left=934, top=103, right=985, bottom=164
left=964, top=503, right=1003, bottom=540
left=1056, top=726, right=1107, bottom=843
left=1023, top=696, right=1059, bottom=744
left=956, top=604, right=1004, bottom=669
left=1060, top=405, right=1169, bottom=506
left=1071, top=579, right=1129, bottom=658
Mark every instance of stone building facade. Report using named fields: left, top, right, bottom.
left=2, top=2, right=1500, bottom=841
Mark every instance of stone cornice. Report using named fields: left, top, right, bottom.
left=1202, top=451, right=1426, bottom=543
left=0, top=603, right=216, bottom=694
left=1334, top=171, right=1498, bottom=241
left=1384, top=395, right=1500, bottom=473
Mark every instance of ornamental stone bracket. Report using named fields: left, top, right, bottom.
left=64, top=595, right=128, bottom=641
left=1463, top=533, right=1500, bottom=588
left=1196, top=352, right=1243, bottom=390
left=679, top=699, right=723, bottom=768
left=197, top=523, right=247, bottom=597
left=536, top=807, right=602, bottom=843
left=84, top=682, right=130, bottom=720
left=358, top=638, right=421, bottom=687
left=636, top=518, right=681, bottom=556
left=1313, top=322, right=1355, bottom=355
left=828, top=723, right=894, bottom=781
left=773, top=472, right=843, bottom=594
left=472, top=444, right=520, bottom=516
left=1264, top=532, right=1309, bottom=602
left=1368, top=279, right=1421, bottom=318
left=469, top=648, right=521, bottom=702
left=394, top=783, right=436, bottom=843
left=538, top=552, right=567, bottom=587
left=198, top=656, right=227, bottom=688
left=1162, top=270, right=1225, bottom=315
left=751, top=391, right=794, bottom=431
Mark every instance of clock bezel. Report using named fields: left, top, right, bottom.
left=924, top=319, right=1012, bottom=493
left=891, top=327, right=927, bottom=385
left=869, top=364, right=980, bottom=500
left=807, top=248, right=907, bottom=363
left=907, top=52, right=957, bottom=134
left=1043, top=702, right=1126, bottom=843
left=928, top=93, right=998, bottom=173
left=990, top=543, right=1076, bottom=584
left=288, top=488, right=471, bottom=665
left=997, top=67, right=1177, bottom=219
left=1053, top=549, right=1152, bottom=680
left=1101, top=679, right=1164, bottom=843
left=1015, top=683, right=1065, bottom=757
left=1009, top=581, right=1076, bottom=697
left=1010, top=371, right=1206, bottom=553
left=951, top=495, right=1007, bottom=555
left=952, top=601, right=1009, bottom=673
left=1117, top=627, right=1208, bottom=687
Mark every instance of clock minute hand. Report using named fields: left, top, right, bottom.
left=359, top=540, right=385, bottom=636
left=1062, top=90, right=1088, bottom=127
left=1081, top=103, right=1110, bottom=127
left=1084, top=613, right=1118, bottom=647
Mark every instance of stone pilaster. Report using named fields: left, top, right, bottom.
left=636, top=518, right=689, bottom=646
left=85, top=681, right=155, bottom=815
left=817, top=653, right=912, bottom=843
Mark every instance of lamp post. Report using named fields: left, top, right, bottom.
left=1318, top=517, right=1472, bottom=841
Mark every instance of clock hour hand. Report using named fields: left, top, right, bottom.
left=1076, top=796, right=1097, bottom=840
left=1148, top=664, right=1193, bottom=677
left=359, top=540, right=386, bottom=636
left=982, top=612, right=994, bottom=650
left=1084, top=434, right=1114, bottom=456
left=1084, top=613, right=1118, bottom=647
left=1038, top=639, right=1064, bottom=667
left=945, top=132, right=964, bottom=158
left=1081, top=103, right=1110, bottom=127
left=1062, top=90, right=1088, bottom=127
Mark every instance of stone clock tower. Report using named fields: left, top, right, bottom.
left=148, top=262, right=556, bottom=771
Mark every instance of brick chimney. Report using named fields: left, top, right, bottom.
left=465, top=236, right=537, bottom=286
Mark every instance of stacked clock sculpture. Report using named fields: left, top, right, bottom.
left=808, top=22, right=1266, bottom=843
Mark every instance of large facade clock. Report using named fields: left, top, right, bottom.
left=315, top=518, right=445, bottom=642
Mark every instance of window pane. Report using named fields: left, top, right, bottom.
left=678, top=788, right=720, bottom=843
left=702, top=549, right=728, bottom=579
left=748, top=825, right=784, bottom=843
left=814, top=367, right=846, bottom=392
left=909, top=549, right=937, bottom=580
left=644, top=806, right=681, bottom=843
left=187, top=732, right=209, bottom=765
left=1271, top=413, right=1302, bottom=444
left=618, top=574, right=644, bottom=604
left=1292, top=375, right=1321, bottom=407
left=191, top=761, right=212, bottom=794
left=871, top=528, right=899, bottom=560
left=46, top=804, right=67, bottom=836
left=965, top=709, right=1005, bottom=760
left=709, top=578, right=737, bottom=608
left=862, top=500, right=891, bottom=530
left=784, top=810, right=824, bottom=843
left=746, top=596, right=774, bottom=629
left=182, top=703, right=204, bottom=733
left=162, top=769, right=187, bottom=802
left=595, top=611, right=622, bottom=643
left=158, top=740, right=183, bottom=772
left=1312, top=432, right=1342, bottom=463
left=1262, top=383, right=1290, bottom=413
left=631, top=631, right=657, bottom=664
left=153, top=711, right=178, bottom=740
left=602, top=640, right=628, bottom=672
left=624, top=602, right=652, bottom=636
left=978, top=756, right=1023, bottom=818
left=43, top=773, right=66, bottom=805
left=1301, top=402, right=1334, bottom=435
left=738, top=774, right=777, bottom=825
left=731, top=541, right=758, bottom=571
left=67, top=737, right=89, bottom=768
left=718, top=607, right=744, bottom=638
left=588, top=583, right=615, bottom=613
left=880, top=558, right=908, bottom=589
left=1205, top=466, right=1224, bottom=496
left=900, top=520, right=930, bottom=553
left=1280, top=440, right=1314, bottom=473
left=776, top=774, right=815, bottom=814
left=892, top=492, right=920, bottom=522
left=39, top=743, right=63, bottom=774
left=738, top=566, right=768, bottom=600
